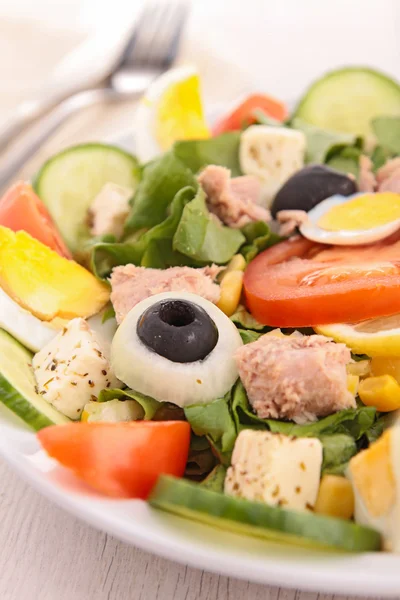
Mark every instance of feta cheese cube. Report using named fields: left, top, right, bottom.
left=240, top=126, right=306, bottom=206
left=32, top=318, right=121, bottom=419
left=89, top=182, right=133, bottom=239
left=225, top=430, right=323, bottom=511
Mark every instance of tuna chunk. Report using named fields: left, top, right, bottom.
left=377, top=157, right=400, bottom=194
left=276, top=209, right=309, bottom=237
left=358, top=155, right=377, bottom=193
left=235, top=334, right=354, bottom=424
left=359, top=156, right=400, bottom=195
left=198, top=165, right=271, bottom=228
left=110, top=264, right=221, bottom=323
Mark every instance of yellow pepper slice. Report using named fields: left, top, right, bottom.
left=358, top=374, right=400, bottom=412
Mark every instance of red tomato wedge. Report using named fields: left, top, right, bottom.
left=212, top=94, right=288, bottom=135
left=0, top=182, right=71, bottom=258
left=38, top=421, right=191, bottom=499
left=243, top=234, right=400, bottom=327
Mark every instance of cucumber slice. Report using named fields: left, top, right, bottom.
left=0, top=329, right=69, bottom=430
left=293, top=67, right=400, bottom=138
left=34, top=144, right=139, bottom=252
left=150, top=476, right=381, bottom=552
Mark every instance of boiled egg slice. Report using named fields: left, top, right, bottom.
left=134, top=66, right=210, bottom=163
left=300, top=192, right=400, bottom=246
left=0, top=287, right=63, bottom=352
left=348, top=425, right=400, bottom=551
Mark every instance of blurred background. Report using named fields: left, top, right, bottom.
left=1, top=0, right=399, bottom=176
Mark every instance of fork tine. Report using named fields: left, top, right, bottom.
left=120, top=2, right=189, bottom=70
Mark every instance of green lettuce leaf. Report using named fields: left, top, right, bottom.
left=230, top=305, right=266, bottom=331
left=240, top=220, right=281, bottom=263
left=173, top=132, right=242, bottom=176
left=90, top=186, right=198, bottom=277
left=200, top=464, right=227, bottom=492
left=184, top=395, right=237, bottom=454
left=292, top=117, right=362, bottom=164
left=370, top=145, right=394, bottom=170
left=98, top=388, right=160, bottom=419
left=173, top=187, right=245, bottom=263
left=239, top=329, right=262, bottom=345
left=125, top=152, right=196, bottom=232
left=372, top=116, right=400, bottom=155
left=267, top=405, right=376, bottom=439
left=326, top=146, right=362, bottom=178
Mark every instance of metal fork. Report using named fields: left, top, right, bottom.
left=0, top=1, right=188, bottom=190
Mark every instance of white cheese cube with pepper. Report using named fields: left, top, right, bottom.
left=32, top=318, right=121, bottom=420
left=89, top=182, right=133, bottom=239
left=240, top=125, right=306, bottom=206
left=225, top=430, right=323, bottom=511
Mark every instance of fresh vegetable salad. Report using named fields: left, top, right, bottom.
left=2, top=65, right=400, bottom=553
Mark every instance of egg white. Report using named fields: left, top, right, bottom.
left=133, top=65, right=199, bottom=163
left=0, top=287, right=62, bottom=352
left=300, top=194, right=400, bottom=246
left=111, top=291, right=243, bottom=407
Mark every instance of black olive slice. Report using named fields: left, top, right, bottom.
left=271, top=165, right=357, bottom=217
left=137, top=299, right=219, bottom=363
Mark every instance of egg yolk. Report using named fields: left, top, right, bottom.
left=318, top=193, right=400, bottom=231
left=349, top=429, right=395, bottom=518
left=155, top=74, right=210, bottom=150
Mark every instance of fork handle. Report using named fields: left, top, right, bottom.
left=0, top=87, right=139, bottom=193
left=0, top=88, right=89, bottom=154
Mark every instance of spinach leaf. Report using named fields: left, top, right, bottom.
left=320, top=434, right=357, bottom=474
left=326, top=146, right=362, bottom=178
left=200, top=464, right=227, bottom=492
left=173, top=132, right=242, bottom=176
left=98, top=388, right=160, bottom=419
left=292, top=117, right=362, bottom=165
left=365, top=413, right=393, bottom=444
left=230, top=305, right=266, bottom=331
left=173, top=187, right=245, bottom=263
left=184, top=395, right=237, bottom=454
left=240, top=220, right=281, bottom=263
left=125, top=152, right=196, bottom=232
left=372, top=117, right=400, bottom=155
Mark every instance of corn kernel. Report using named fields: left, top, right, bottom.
left=81, top=410, right=89, bottom=422
left=347, top=374, right=359, bottom=396
left=314, top=475, right=354, bottom=520
left=225, top=254, right=246, bottom=275
left=217, top=270, right=243, bottom=317
left=359, top=374, right=400, bottom=412
left=371, top=357, right=400, bottom=384
left=347, top=359, right=371, bottom=378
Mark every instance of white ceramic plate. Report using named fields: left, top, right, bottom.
left=1, top=133, right=400, bottom=599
